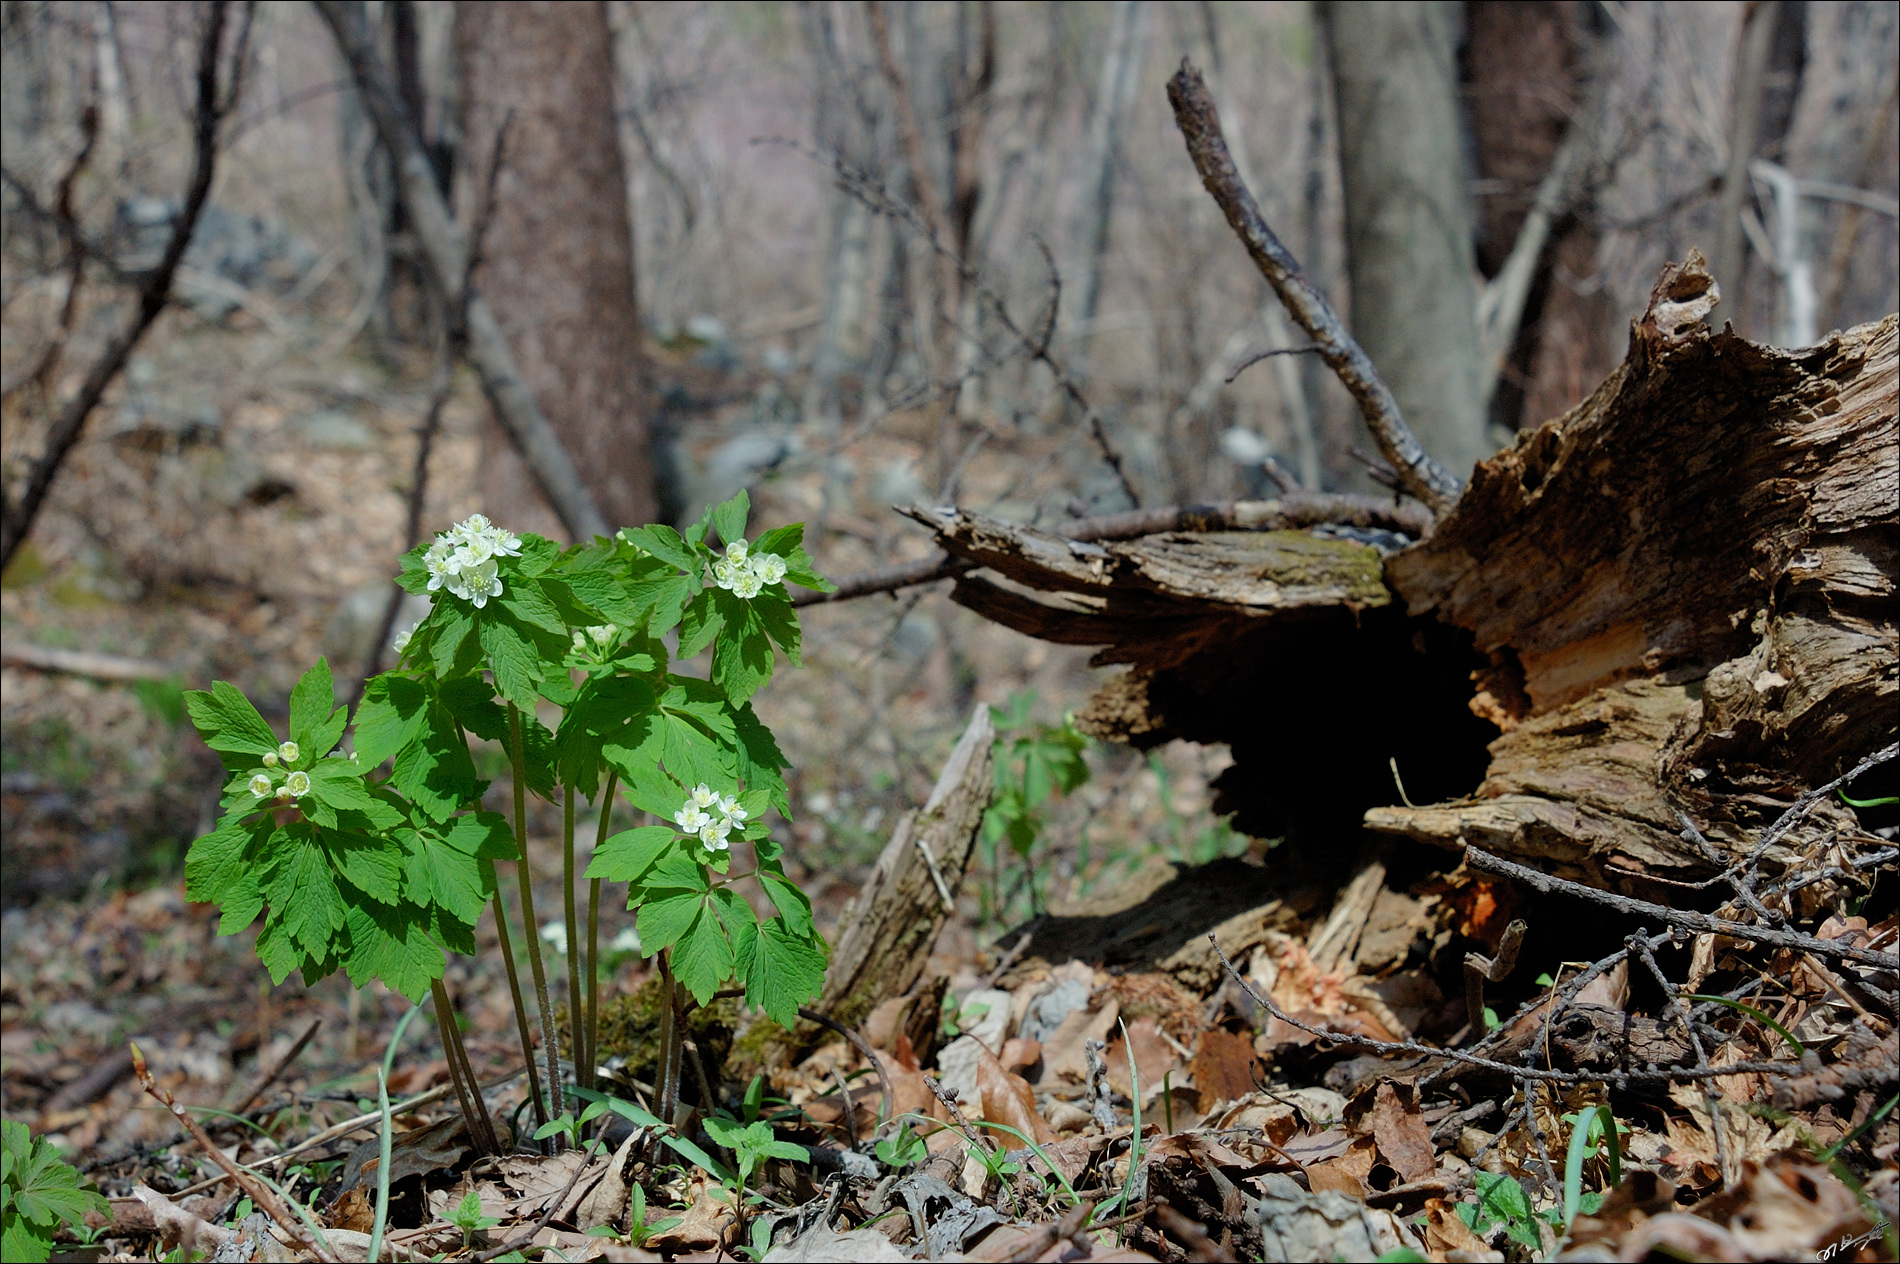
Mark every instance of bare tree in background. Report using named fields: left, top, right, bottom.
left=1069, top=0, right=1149, bottom=363
left=1321, top=2, right=1490, bottom=484
left=1464, top=0, right=1619, bottom=432
left=455, top=0, right=653, bottom=537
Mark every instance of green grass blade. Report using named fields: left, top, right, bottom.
left=1686, top=994, right=1805, bottom=1055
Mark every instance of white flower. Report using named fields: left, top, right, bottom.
left=609, top=927, right=642, bottom=954
left=278, top=741, right=300, bottom=765
left=447, top=557, right=502, bottom=608
left=540, top=921, right=568, bottom=956
left=249, top=773, right=273, bottom=798
left=392, top=623, right=417, bottom=654
left=750, top=552, right=787, bottom=585
left=690, top=784, right=719, bottom=808
left=459, top=513, right=493, bottom=538
left=573, top=630, right=588, bottom=652
left=731, top=569, right=764, bottom=600
left=588, top=624, right=617, bottom=647
left=711, top=557, right=739, bottom=591
left=285, top=770, right=311, bottom=798
left=674, top=802, right=710, bottom=834
left=490, top=528, right=522, bottom=557
left=262, top=751, right=279, bottom=768
left=697, top=818, right=732, bottom=852
left=424, top=540, right=455, bottom=592
left=725, top=540, right=749, bottom=564
left=427, top=516, right=518, bottom=608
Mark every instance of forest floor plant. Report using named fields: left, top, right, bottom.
left=182, top=492, right=834, bottom=1158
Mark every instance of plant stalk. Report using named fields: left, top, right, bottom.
left=562, top=782, right=585, bottom=1108
left=430, top=977, right=498, bottom=1155
left=507, top=702, right=564, bottom=1144
left=584, top=771, right=618, bottom=1098
left=489, top=880, right=545, bottom=1135
left=656, top=950, right=683, bottom=1128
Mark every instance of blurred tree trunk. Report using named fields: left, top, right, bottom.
left=1463, top=0, right=1618, bottom=431
left=1321, top=2, right=1490, bottom=483
left=1712, top=1, right=1808, bottom=335
left=1070, top=0, right=1150, bottom=360
left=455, top=0, right=654, bottom=538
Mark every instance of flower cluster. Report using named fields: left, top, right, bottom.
left=247, top=742, right=312, bottom=802
left=673, top=782, right=749, bottom=853
left=424, top=513, right=521, bottom=609
left=571, top=623, right=619, bottom=654
left=709, top=539, right=787, bottom=600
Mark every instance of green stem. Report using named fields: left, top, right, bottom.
left=584, top=772, right=618, bottom=1100
left=563, top=782, right=585, bottom=1111
left=489, top=880, right=545, bottom=1135
left=508, top=702, right=565, bottom=1146
left=431, top=977, right=499, bottom=1155
left=369, top=1002, right=424, bottom=1264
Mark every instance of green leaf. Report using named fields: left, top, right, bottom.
left=343, top=902, right=445, bottom=1003
left=289, top=658, right=346, bottom=758
left=758, top=873, right=814, bottom=941
left=499, top=575, right=568, bottom=638
left=2, top=1120, right=107, bottom=1259
left=403, top=813, right=510, bottom=924
left=185, top=817, right=267, bottom=933
left=515, top=534, right=560, bottom=576
left=264, top=826, right=347, bottom=960
left=431, top=603, right=477, bottom=678
left=1473, top=1172, right=1540, bottom=1251
left=709, top=491, right=750, bottom=551
left=619, top=524, right=700, bottom=573
left=676, top=590, right=724, bottom=660
left=185, top=680, right=280, bottom=761
left=330, top=830, right=404, bottom=905
left=741, top=917, right=826, bottom=1028
left=309, top=760, right=376, bottom=813
left=671, top=906, right=737, bottom=1006
left=390, top=700, right=481, bottom=823
left=644, top=710, right=731, bottom=790
left=752, top=522, right=803, bottom=557
left=353, top=674, right=431, bottom=768
left=587, top=826, right=678, bottom=884
left=635, top=890, right=706, bottom=956
left=559, top=545, right=651, bottom=627
left=479, top=614, right=545, bottom=712
left=630, top=569, right=695, bottom=637
left=732, top=704, right=791, bottom=815
left=752, top=588, right=801, bottom=667
left=709, top=591, right=774, bottom=704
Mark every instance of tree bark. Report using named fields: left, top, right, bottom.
left=1321, top=2, right=1491, bottom=483
left=455, top=0, right=654, bottom=537
left=912, top=255, right=1897, bottom=904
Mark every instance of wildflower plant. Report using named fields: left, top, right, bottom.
left=181, top=492, right=834, bottom=1147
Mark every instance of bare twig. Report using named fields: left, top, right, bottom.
left=132, top=1042, right=337, bottom=1263
left=1, top=2, right=251, bottom=570
left=0, top=104, right=96, bottom=405
left=1164, top=61, right=1461, bottom=516
left=1462, top=847, right=1900, bottom=970
left=1223, top=343, right=1323, bottom=384
left=799, top=1006, right=893, bottom=1137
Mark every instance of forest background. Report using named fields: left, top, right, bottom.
left=0, top=1, right=1896, bottom=1258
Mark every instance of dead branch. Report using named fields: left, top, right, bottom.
left=229, top=1018, right=321, bottom=1118
left=1462, top=846, right=1900, bottom=971
left=792, top=492, right=1428, bottom=608
left=1164, top=61, right=1461, bottom=516
left=1, top=2, right=251, bottom=571
left=313, top=0, right=609, bottom=543
left=131, top=1042, right=338, bottom=1263
left=797, top=1006, right=892, bottom=1135
left=0, top=643, right=176, bottom=681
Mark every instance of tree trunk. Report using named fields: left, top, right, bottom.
left=1321, top=1, right=1491, bottom=482
left=1069, top=0, right=1151, bottom=358
left=908, top=256, right=1896, bottom=904
left=455, top=0, right=654, bottom=538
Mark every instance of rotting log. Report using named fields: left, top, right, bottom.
left=911, top=257, right=1896, bottom=904
left=811, top=702, right=994, bottom=1035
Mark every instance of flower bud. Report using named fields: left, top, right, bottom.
left=285, top=770, right=311, bottom=798
left=249, top=773, right=273, bottom=798
left=278, top=741, right=300, bottom=765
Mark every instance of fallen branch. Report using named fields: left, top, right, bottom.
left=131, top=1041, right=338, bottom=1263
left=229, top=1017, right=320, bottom=1117
left=468, top=1133, right=606, bottom=1264
left=793, top=492, right=1429, bottom=608
left=798, top=1006, right=893, bottom=1136
left=1165, top=61, right=1461, bottom=515
left=1462, top=847, right=1900, bottom=971
left=0, top=643, right=177, bottom=681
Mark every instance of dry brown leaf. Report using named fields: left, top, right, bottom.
left=644, top=1184, right=735, bottom=1253
left=1356, top=1081, right=1435, bottom=1184
left=1418, top=1196, right=1500, bottom=1263
left=1103, top=1015, right=1179, bottom=1103
left=578, top=1128, right=642, bottom=1231
left=1304, top=1135, right=1378, bottom=1199
left=976, top=1042, right=1057, bottom=1145
left=1188, top=1027, right=1259, bottom=1111
left=498, top=1149, right=594, bottom=1215
left=1041, top=997, right=1121, bottom=1085
left=999, top=1036, right=1041, bottom=1076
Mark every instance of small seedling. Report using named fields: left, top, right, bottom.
left=445, top=1188, right=502, bottom=1250
left=585, top=1184, right=682, bottom=1249
left=702, top=1117, right=810, bottom=1200
left=875, top=1123, right=927, bottom=1169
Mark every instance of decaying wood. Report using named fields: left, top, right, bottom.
left=814, top=702, right=994, bottom=1035
left=914, top=252, right=1896, bottom=901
